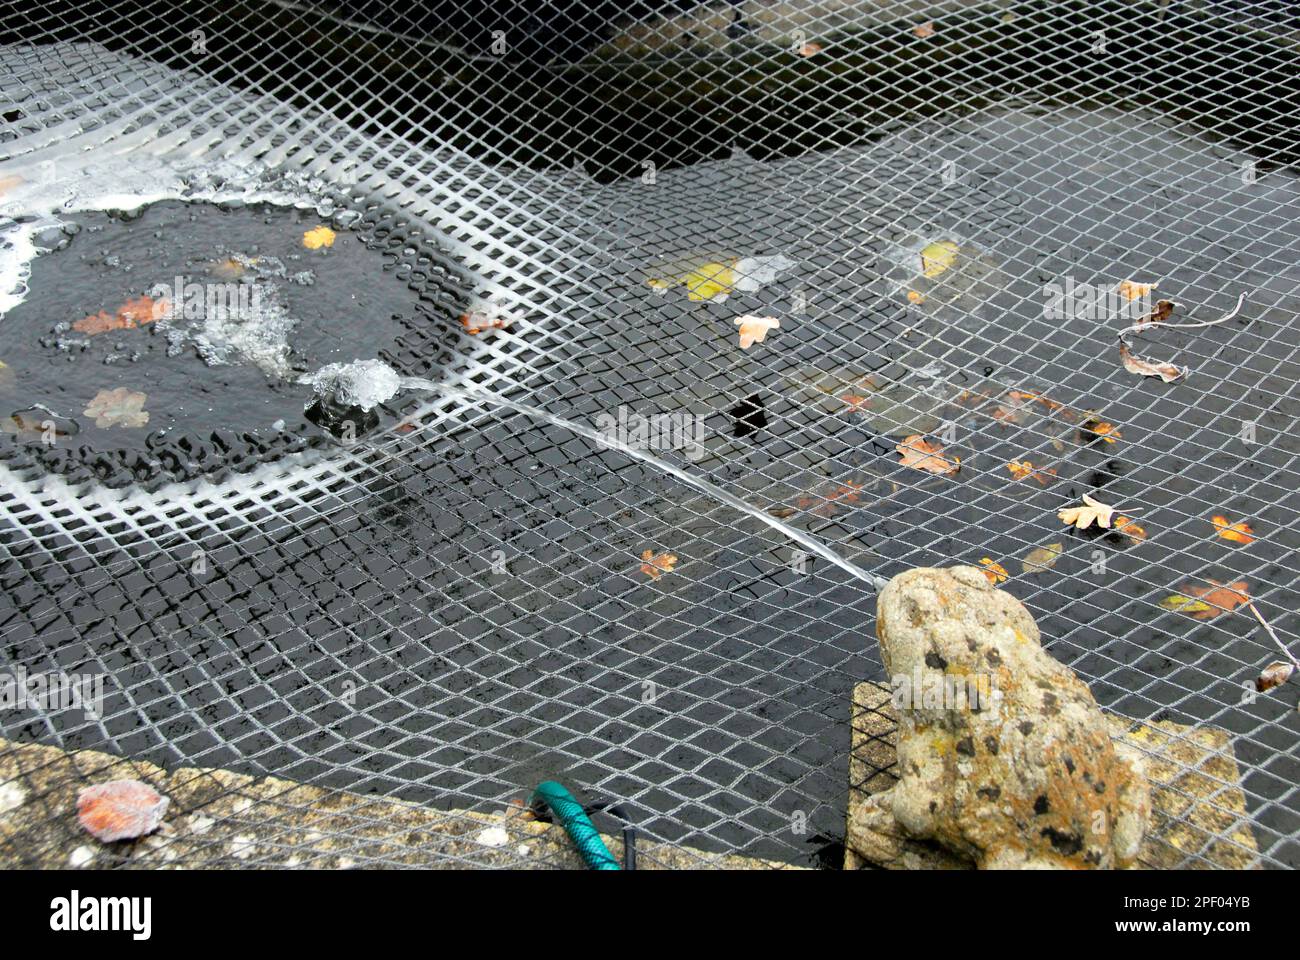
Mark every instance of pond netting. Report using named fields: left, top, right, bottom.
left=0, top=0, right=1297, bottom=869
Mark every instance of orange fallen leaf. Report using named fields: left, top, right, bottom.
left=1008, top=390, right=1065, bottom=413
left=796, top=42, right=823, bottom=57
left=1005, top=459, right=1056, bottom=485
left=797, top=480, right=864, bottom=517
left=1114, top=516, right=1147, bottom=542
left=1178, top=579, right=1250, bottom=620
left=979, top=558, right=1009, bottom=584
left=1211, top=515, right=1255, bottom=545
left=77, top=780, right=169, bottom=842
left=897, top=434, right=959, bottom=476
left=1058, top=493, right=1117, bottom=530
left=1080, top=417, right=1122, bottom=444
left=639, top=550, right=678, bottom=579
left=73, top=295, right=168, bottom=335
left=735, top=314, right=780, bottom=350
left=906, top=290, right=925, bottom=304
left=912, top=21, right=936, bottom=38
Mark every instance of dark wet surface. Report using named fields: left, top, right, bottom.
left=0, top=200, right=442, bottom=487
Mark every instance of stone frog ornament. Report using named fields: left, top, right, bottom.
left=872, top=566, right=1151, bottom=868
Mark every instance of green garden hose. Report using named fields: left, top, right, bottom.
left=529, top=780, right=622, bottom=870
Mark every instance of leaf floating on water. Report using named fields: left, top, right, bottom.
left=77, top=780, right=169, bottom=842
left=1079, top=416, right=1122, bottom=444
left=639, top=550, right=678, bottom=579
left=979, top=558, right=1009, bottom=584
left=897, top=434, right=960, bottom=475
left=1118, top=279, right=1158, bottom=302
left=648, top=255, right=794, bottom=303
left=1211, top=515, right=1255, bottom=545
left=1057, top=493, right=1118, bottom=530
left=1159, top=594, right=1212, bottom=616
left=302, top=225, right=336, bottom=249
left=1119, top=341, right=1186, bottom=383
left=735, top=314, right=780, bottom=350
left=912, top=21, right=936, bottom=38
left=73, top=296, right=168, bottom=335
left=1256, top=660, right=1295, bottom=693
left=83, top=387, right=149, bottom=429
left=1005, top=459, right=1056, bottom=485
left=792, top=480, right=865, bottom=518
left=1114, top=516, right=1147, bottom=542
left=1021, top=542, right=1064, bottom=574
left=795, top=42, right=823, bottom=56
left=919, top=240, right=959, bottom=278
left=1162, top=580, right=1250, bottom=620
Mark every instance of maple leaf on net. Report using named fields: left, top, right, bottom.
left=896, top=434, right=959, bottom=475
left=1057, top=493, right=1117, bottom=530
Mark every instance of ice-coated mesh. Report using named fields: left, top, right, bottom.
left=1, top=0, right=1298, bottom=869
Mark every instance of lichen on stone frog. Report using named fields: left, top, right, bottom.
left=871, top=565, right=1150, bottom=869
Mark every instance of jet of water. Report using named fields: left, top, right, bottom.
left=305, top=359, right=885, bottom=590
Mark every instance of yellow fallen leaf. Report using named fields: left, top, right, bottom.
left=1057, top=493, right=1117, bottom=530
left=919, top=240, right=959, bottom=278
left=906, top=290, right=925, bottom=304
left=1021, top=543, right=1063, bottom=574
left=302, top=225, right=336, bottom=249
left=1211, top=515, right=1255, bottom=545
left=1159, top=594, right=1211, bottom=615
left=979, top=558, right=1008, bottom=584
left=684, top=262, right=736, bottom=301
left=735, top=314, right=780, bottom=350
